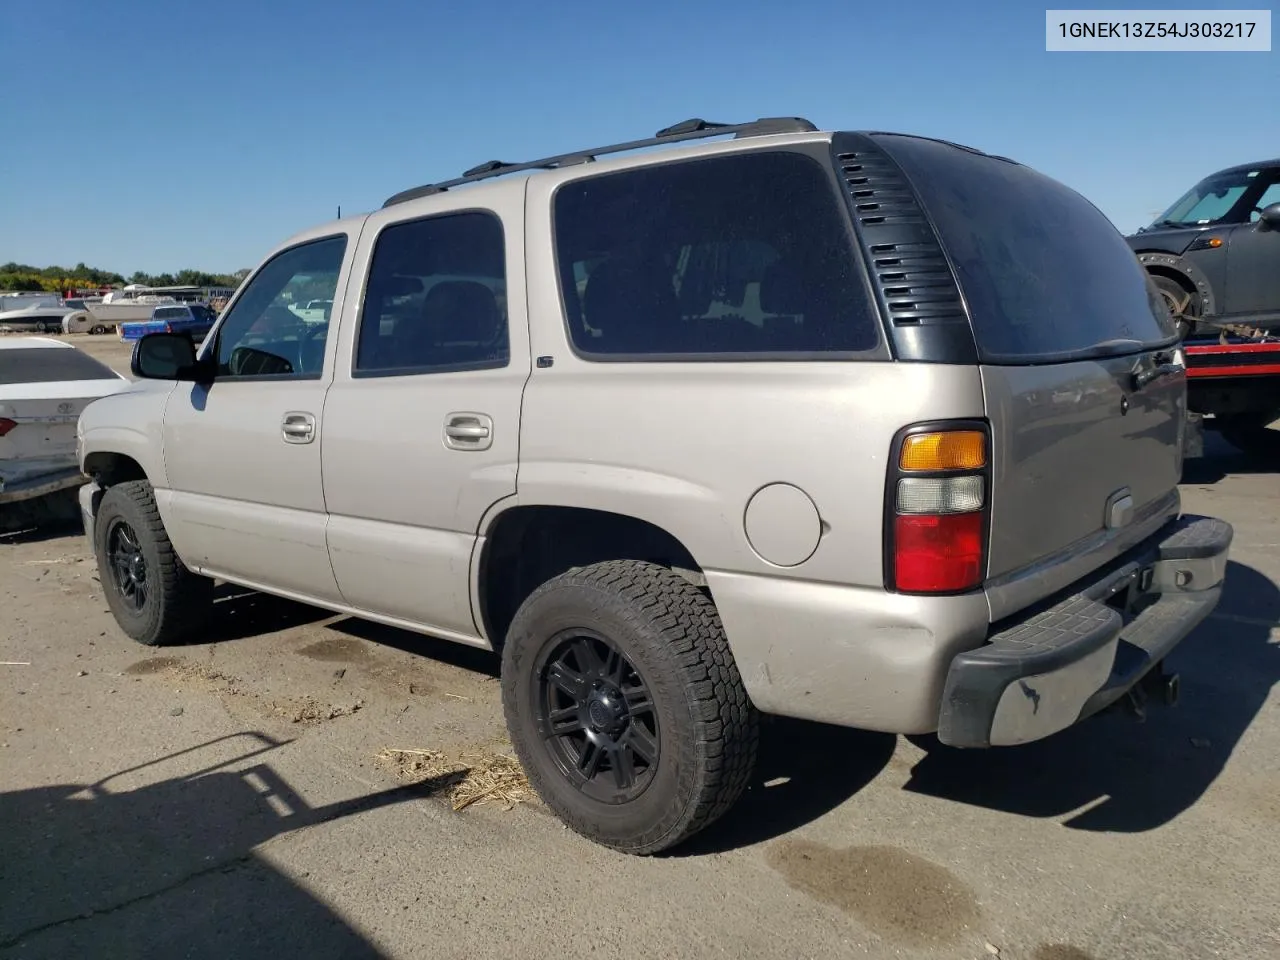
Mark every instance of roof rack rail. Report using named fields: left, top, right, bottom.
left=381, top=116, right=818, bottom=208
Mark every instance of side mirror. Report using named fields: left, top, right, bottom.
left=131, top=332, right=207, bottom=382
left=1258, top=202, right=1280, bottom=228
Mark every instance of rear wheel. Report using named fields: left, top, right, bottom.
left=1151, top=274, right=1201, bottom=339
left=501, top=560, right=758, bottom=855
left=94, top=480, right=213, bottom=646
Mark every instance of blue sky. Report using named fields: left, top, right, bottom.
left=3, top=0, right=1275, bottom=274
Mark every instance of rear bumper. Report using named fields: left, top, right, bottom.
left=0, top=464, right=86, bottom=505
left=937, top=514, right=1232, bottom=748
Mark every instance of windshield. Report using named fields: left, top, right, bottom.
left=1152, top=169, right=1262, bottom=226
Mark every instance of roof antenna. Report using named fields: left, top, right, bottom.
left=337, top=204, right=342, bottom=219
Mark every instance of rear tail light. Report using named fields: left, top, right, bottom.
left=886, top=423, right=990, bottom=594
left=0, top=418, right=16, bottom=437
left=895, top=475, right=984, bottom=514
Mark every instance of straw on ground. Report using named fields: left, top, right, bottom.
left=376, top=745, right=535, bottom=811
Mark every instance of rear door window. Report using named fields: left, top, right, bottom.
left=552, top=150, right=882, bottom=359
left=876, top=134, right=1179, bottom=363
left=0, top=347, right=119, bottom=384
left=354, top=211, right=509, bottom=376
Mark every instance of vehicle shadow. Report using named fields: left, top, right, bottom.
left=0, top=732, right=462, bottom=960
left=0, top=512, right=82, bottom=545
left=1182, top=432, right=1277, bottom=483
left=326, top=617, right=502, bottom=680
left=901, top=560, right=1279, bottom=831
left=197, top=583, right=334, bottom=644
left=668, top=719, right=897, bottom=856
left=323, top=620, right=896, bottom=854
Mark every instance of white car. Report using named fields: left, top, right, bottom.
left=286, top=298, right=333, bottom=323
left=0, top=338, right=131, bottom=520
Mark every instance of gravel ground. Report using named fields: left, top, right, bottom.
left=1, top=337, right=1277, bottom=960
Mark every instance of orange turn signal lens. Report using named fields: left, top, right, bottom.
left=899, top=431, right=986, bottom=471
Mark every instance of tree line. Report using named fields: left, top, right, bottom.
left=0, top=262, right=250, bottom=294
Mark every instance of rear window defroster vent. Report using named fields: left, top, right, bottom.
left=834, top=140, right=968, bottom=333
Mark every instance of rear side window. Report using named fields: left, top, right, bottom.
left=355, top=211, right=509, bottom=376
left=877, top=135, right=1178, bottom=363
left=0, top=347, right=118, bottom=385
left=553, top=151, right=880, bottom=359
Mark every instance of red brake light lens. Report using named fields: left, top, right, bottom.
left=0, top=418, right=16, bottom=437
left=893, top=513, right=984, bottom=593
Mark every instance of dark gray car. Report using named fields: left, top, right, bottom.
left=1127, top=159, right=1280, bottom=339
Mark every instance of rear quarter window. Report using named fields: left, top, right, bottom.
left=552, top=150, right=882, bottom=360
left=0, top=347, right=119, bottom=385
left=876, top=135, right=1178, bottom=363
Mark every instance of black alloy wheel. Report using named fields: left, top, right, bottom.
left=93, top=479, right=212, bottom=646
left=106, top=518, right=149, bottom=611
left=534, top=630, right=660, bottom=804
left=500, top=560, right=758, bottom=855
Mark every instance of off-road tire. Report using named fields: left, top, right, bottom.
left=94, top=480, right=212, bottom=646
left=501, top=560, right=758, bottom=855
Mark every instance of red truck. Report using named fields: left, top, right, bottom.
left=1184, top=337, right=1280, bottom=459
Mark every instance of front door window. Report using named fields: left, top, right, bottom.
left=212, top=236, right=348, bottom=379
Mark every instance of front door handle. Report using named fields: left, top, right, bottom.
left=282, top=411, right=316, bottom=444
left=444, top=412, right=493, bottom=451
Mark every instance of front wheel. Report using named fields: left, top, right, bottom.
left=501, top=560, right=758, bottom=855
left=90, top=324, right=108, bottom=335
left=1151, top=274, right=1201, bottom=339
left=94, top=480, right=213, bottom=645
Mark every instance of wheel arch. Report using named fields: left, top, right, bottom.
left=82, top=451, right=149, bottom=486
left=79, top=413, right=169, bottom=491
left=1136, top=251, right=1218, bottom=316
left=472, top=502, right=705, bottom=648
left=79, top=450, right=153, bottom=543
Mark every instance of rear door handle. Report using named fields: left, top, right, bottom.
left=282, top=411, right=316, bottom=444
left=444, top=413, right=493, bottom=451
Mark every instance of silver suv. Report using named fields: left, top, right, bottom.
left=76, top=117, right=1233, bottom=854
